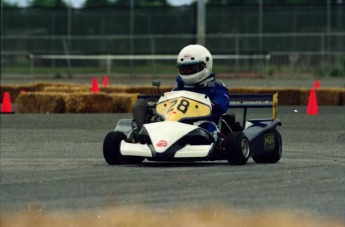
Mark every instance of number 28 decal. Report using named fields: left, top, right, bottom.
left=168, top=99, right=190, bottom=114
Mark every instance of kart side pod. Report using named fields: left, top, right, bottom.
left=244, top=119, right=281, bottom=156
left=228, top=93, right=281, bottom=157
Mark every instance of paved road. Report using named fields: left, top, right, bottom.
left=1, top=106, right=344, bottom=221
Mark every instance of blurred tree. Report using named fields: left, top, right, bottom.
left=207, top=0, right=318, bottom=4
left=83, top=0, right=113, bottom=8
left=30, top=0, right=67, bottom=8
left=114, top=0, right=168, bottom=7
left=137, top=0, right=168, bottom=6
left=1, top=0, right=18, bottom=7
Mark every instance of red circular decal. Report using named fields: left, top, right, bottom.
left=156, top=140, right=168, bottom=147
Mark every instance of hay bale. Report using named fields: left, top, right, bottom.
left=43, top=85, right=89, bottom=93
left=7, top=83, right=345, bottom=112
left=109, top=93, right=138, bottom=113
left=160, top=85, right=174, bottom=93
left=229, top=87, right=331, bottom=105
left=65, top=92, right=113, bottom=113
left=257, top=88, right=301, bottom=105
left=316, top=88, right=342, bottom=105
left=16, top=92, right=67, bottom=113
left=228, top=87, right=262, bottom=94
left=125, top=85, right=172, bottom=94
left=33, top=82, right=76, bottom=91
left=300, top=88, right=344, bottom=106
left=276, top=88, right=302, bottom=105
left=241, top=87, right=291, bottom=105
left=100, top=85, right=128, bottom=93
left=229, top=87, right=299, bottom=105
left=299, top=88, right=310, bottom=105
left=1, top=84, right=37, bottom=103
left=340, top=89, right=345, bottom=105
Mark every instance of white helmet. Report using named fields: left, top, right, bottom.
left=177, top=44, right=213, bottom=85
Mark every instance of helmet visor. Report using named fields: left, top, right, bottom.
left=178, top=62, right=206, bottom=75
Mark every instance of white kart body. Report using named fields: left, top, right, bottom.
left=104, top=89, right=282, bottom=165
left=119, top=90, right=215, bottom=159
left=120, top=121, right=214, bottom=158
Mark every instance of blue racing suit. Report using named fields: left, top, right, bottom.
left=173, top=74, right=230, bottom=134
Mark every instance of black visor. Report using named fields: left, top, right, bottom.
left=178, top=62, right=206, bottom=75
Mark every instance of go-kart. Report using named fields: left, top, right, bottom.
left=103, top=81, right=282, bottom=165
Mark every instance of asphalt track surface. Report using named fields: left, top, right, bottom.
left=1, top=106, right=344, bottom=221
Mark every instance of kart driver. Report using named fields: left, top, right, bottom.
left=132, top=44, right=229, bottom=142
left=174, top=44, right=230, bottom=139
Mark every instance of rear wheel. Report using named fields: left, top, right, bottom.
left=252, top=130, right=282, bottom=163
left=223, top=132, right=250, bottom=165
left=103, top=131, right=144, bottom=165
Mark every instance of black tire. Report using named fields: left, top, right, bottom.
left=132, top=99, right=148, bottom=131
left=252, top=130, right=282, bottom=164
left=103, top=131, right=144, bottom=165
left=223, top=132, right=250, bottom=165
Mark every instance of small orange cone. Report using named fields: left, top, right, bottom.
left=307, top=88, right=318, bottom=115
left=91, top=77, right=99, bottom=93
left=314, top=80, right=320, bottom=88
left=103, top=75, right=109, bottom=87
left=1, top=92, right=15, bottom=114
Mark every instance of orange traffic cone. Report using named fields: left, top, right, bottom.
left=1, top=92, right=15, bottom=114
left=314, top=80, right=320, bottom=88
left=103, top=75, right=109, bottom=87
left=91, top=77, right=99, bottom=93
left=307, top=88, right=318, bottom=115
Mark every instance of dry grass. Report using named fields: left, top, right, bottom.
left=0, top=207, right=342, bottom=227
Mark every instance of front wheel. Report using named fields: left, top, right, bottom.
left=252, top=130, right=282, bottom=164
left=223, top=132, right=250, bottom=165
left=103, top=131, right=144, bottom=165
